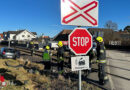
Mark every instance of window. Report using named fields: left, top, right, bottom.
left=5, top=49, right=15, bottom=53
left=28, top=35, right=30, bottom=37
left=22, top=35, right=25, bottom=37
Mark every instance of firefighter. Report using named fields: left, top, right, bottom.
left=43, top=45, right=52, bottom=70
left=30, top=41, right=35, bottom=56
left=96, top=36, right=108, bottom=85
left=57, top=41, right=64, bottom=74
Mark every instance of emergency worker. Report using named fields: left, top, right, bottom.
left=57, top=41, right=64, bottom=74
left=96, top=36, right=108, bottom=85
left=43, top=45, right=52, bottom=70
left=30, top=41, right=35, bottom=56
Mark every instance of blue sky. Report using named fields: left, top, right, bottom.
left=0, top=0, right=130, bottom=37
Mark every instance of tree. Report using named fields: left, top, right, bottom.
left=124, top=26, right=130, bottom=33
left=104, top=20, right=118, bottom=30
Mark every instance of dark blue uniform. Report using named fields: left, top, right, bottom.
left=57, top=47, right=64, bottom=74
left=96, top=42, right=107, bottom=85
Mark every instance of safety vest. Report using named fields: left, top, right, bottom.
left=30, top=42, right=34, bottom=44
left=43, top=50, right=51, bottom=61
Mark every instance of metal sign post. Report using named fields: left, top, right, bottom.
left=79, top=70, right=81, bottom=90
left=69, top=28, right=92, bottom=90
left=61, top=0, right=98, bottom=90
left=71, top=56, right=89, bottom=90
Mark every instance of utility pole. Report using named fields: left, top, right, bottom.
left=8, top=38, right=10, bottom=48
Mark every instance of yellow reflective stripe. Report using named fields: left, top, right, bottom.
left=99, top=60, right=106, bottom=63
left=58, top=57, right=64, bottom=62
left=60, top=57, right=63, bottom=59
left=104, top=76, right=108, bottom=80
left=100, top=50, right=104, bottom=53
left=96, top=60, right=99, bottom=63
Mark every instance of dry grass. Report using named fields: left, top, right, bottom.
left=0, top=58, right=45, bottom=90
left=0, top=58, right=101, bottom=90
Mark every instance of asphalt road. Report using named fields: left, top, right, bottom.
left=107, top=50, right=130, bottom=90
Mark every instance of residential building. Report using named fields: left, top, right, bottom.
left=3, top=30, right=37, bottom=41
left=0, top=33, right=4, bottom=40
left=53, top=29, right=72, bottom=41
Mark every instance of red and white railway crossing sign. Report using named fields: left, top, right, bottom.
left=61, top=0, right=98, bottom=26
left=69, top=28, right=93, bottom=55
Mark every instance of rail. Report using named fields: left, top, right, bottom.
left=14, top=46, right=109, bottom=90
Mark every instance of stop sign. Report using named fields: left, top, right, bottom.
left=69, top=28, right=93, bottom=55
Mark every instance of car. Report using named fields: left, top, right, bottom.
left=0, top=47, right=20, bottom=59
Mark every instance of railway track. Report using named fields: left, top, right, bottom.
left=12, top=46, right=110, bottom=90
left=1, top=45, right=130, bottom=89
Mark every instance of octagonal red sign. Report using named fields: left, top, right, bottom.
left=69, top=28, right=93, bottom=55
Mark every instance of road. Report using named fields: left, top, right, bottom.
left=107, top=50, right=130, bottom=90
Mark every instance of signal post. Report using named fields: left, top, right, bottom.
left=61, top=0, right=99, bottom=89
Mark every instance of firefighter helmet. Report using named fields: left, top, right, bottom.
left=46, top=45, right=50, bottom=50
left=58, top=41, right=63, bottom=47
left=96, top=36, right=103, bottom=42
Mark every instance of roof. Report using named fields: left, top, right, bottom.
left=43, top=36, right=50, bottom=38
left=15, top=30, right=26, bottom=35
left=60, top=30, right=72, bottom=34
left=32, top=32, right=37, bottom=35
left=3, top=30, right=37, bottom=36
left=88, top=28, right=113, bottom=31
left=3, top=30, right=24, bottom=35
left=3, top=32, right=7, bottom=34
left=8, top=31, right=19, bottom=34
left=117, top=30, right=130, bottom=34
left=53, top=28, right=115, bottom=41
left=0, top=34, right=3, bottom=38
left=53, top=29, right=72, bottom=41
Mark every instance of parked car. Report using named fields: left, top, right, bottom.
left=0, top=47, right=20, bottom=59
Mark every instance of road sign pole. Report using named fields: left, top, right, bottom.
left=77, top=26, right=82, bottom=90
left=79, top=70, right=81, bottom=90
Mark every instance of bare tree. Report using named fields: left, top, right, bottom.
left=104, top=20, right=118, bottom=30
left=124, top=26, right=130, bottom=33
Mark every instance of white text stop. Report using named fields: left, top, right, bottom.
left=72, top=37, right=89, bottom=46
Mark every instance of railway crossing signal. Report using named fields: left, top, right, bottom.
left=61, top=0, right=98, bottom=26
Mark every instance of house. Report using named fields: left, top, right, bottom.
left=52, top=29, right=72, bottom=47
left=117, top=30, right=130, bottom=40
left=3, top=30, right=37, bottom=41
left=53, top=29, right=72, bottom=41
left=53, top=28, right=120, bottom=45
left=0, top=33, right=3, bottom=40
